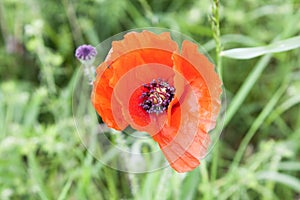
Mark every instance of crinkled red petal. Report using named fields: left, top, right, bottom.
left=91, top=62, right=128, bottom=130
left=153, top=40, right=222, bottom=172
left=154, top=86, right=211, bottom=172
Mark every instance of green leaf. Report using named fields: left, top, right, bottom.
left=203, top=34, right=262, bottom=51
left=221, top=35, right=300, bottom=59
left=278, top=162, right=300, bottom=171
left=256, top=171, right=300, bottom=193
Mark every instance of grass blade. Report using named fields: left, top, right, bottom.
left=57, top=178, right=73, bottom=200
left=221, top=35, right=300, bottom=59
left=256, top=171, right=300, bottom=193
left=230, top=81, right=288, bottom=169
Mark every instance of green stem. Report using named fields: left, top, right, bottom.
left=210, top=142, right=219, bottom=181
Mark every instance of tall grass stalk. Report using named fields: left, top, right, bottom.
left=209, top=0, right=222, bottom=184
left=211, top=0, right=222, bottom=79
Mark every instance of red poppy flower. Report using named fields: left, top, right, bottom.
left=91, top=31, right=222, bottom=173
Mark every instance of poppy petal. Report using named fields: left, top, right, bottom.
left=91, top=61, right=128, bottom=130
left=172, top=40, right=222, bottom=132
left=154, top=85, right=210, bottom=172
left=105, top=31, right=178, bottom=88
left=180, top=40, right=222, bottom=123
left=106, top=31, right=179, bottom=66
left=153, top=41, right=222, bottom=172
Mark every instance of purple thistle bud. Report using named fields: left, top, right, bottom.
left=75, top=44, right=97, bottom=64
left=75, top=44, right=97, bottom=85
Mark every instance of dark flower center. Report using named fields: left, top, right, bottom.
left=140, top=79, right=175, bottom=114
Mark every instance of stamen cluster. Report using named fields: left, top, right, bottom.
left=140, top=79, right=175, bottom=114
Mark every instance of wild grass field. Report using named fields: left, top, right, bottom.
left=0, top=0, right=300, bottom=199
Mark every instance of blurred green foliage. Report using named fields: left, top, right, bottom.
left=0, top=0, right=300, bottom=199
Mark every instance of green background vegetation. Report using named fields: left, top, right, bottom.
left=0, top=0, right=300, bottom=199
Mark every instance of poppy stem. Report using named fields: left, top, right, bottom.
left=211, top=0, right=223, bottom=80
